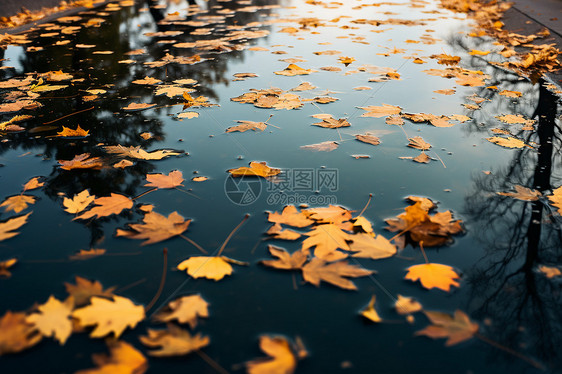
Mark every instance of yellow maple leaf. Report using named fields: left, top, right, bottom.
left=349, top=233, right=397, bottom=260
left=72, top=296, right=145, bottom=338
left=0, top=213, right=32, bottom=242
left=268, top=205, right=314, bottom=228
left=274, top=64, right=317, bottom=76
left=177, top=256, right=237, bottom=281
left=405, top=263, right=460, bottom=292
left=302, top=223, right=351, bottom=261
left=153, top=295, right=209, bottom=329
left=0, top=195, right=35, bottom=213
left=26, top=296, right=74, bottom=345
left=144, top=170, right=184, bottom=189
left=75, top=193, right=133, bottom=220
left=63, top=190, right=95, bottom=214
left=301, top=258, right=373, bottom=290
left=116, top=211, right=191, bottom=245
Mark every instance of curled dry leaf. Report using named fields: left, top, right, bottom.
left=116, top=211, right=191, bottom=245
left=405, top=263, right=460, bottom=292
left=72, top=295, right=145, bottom=338
left=407, top=136, right=431, bottom=150
left=360, top=295, right=382, bottom=323
left=140, top=324, right=210, bottom=357
left=0, top=311, right=42, bottom=356
left=228, top=161, right=281, bottom=178
left=246, top=335, right=298, bottom=374
left=76, top=340, right=147, bottom=374
left=153, top=295, right=209, bottom=329
left=355, top=133, right=381, bottom=146
left=416, top=310, right=479, bottom=346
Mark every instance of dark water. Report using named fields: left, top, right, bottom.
left=0, top=0, right=561, bottom=373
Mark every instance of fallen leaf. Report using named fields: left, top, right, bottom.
left=113, top=160, right=134, bottom=168
left=497, top=185, right=541, bottom=201
left=228, top=161, right=281, bottom=178
left=76, top=340, right=147, bottom=374
left=498, top=90, right=522, bottom=98
left=416, top=310, right=478, bottom=346
left=355, top=133, right=381, bottom=146
left=395, top=295, right=422, bottom=315
left=63, top=190, right=95, bottom=214
left=301, top=258, right=373, bottom=290
left=312, top=116, right=350, bottom=128
left=75, top=193, right=133, bottom=220
left=177, top=256, right=239, bottom=281
left=22, top=177, right=44, bottom=191
left=537, top=265, right=562, bottom=278
left=226, top=120, right=268, bottom=133
left=300, top=141, right=339, bottom=152
left=548, top=186, right=562, bottom=215
left=140, top=324, right=209, bottom=357
left=72, top=295, right=145, bottom=338
left=153, top=295, right=209, bottom=329
left=261, top=245, right=308, bottom=270
left=177, top=112, right=199, bottom=119
left=0, top=195, right=36, bottom=213
left=0, top=311, right=42, bottom=355
left=132, top=76, right=162, bottom=85
left=0, top=258, right=17, bottom=278
left=268, top=206, right=314, bottom=228
left=359, top=104, right=401, bottom=118
left=385, top=115, right=404, bottom=126
left=274, top=64, right=317, bottom=76
left=69, top=248, right=106, bottom=260
left=144, top=170, right=184, bottom=189
left=104, top=145, right=182, bottom=160
left=405, top=263, right=460, bottom=291
left=486, top=136, right=528, bottom=148
left=26, top=296, right=74, bottom=345
left=246, top=335, right=298, bottom=374
left=57, top=125, right=89, bottom=137
left=302, top=224, right=351, bottom=261
left=64, top=276, right=116, bottom=307
left=349, top=233, right=397, bottom=260
left=0, top=213, right=32, bottom=242
left=408, top=136, right=431, bottom=150
left=116, top=211, right=190, bottom=245
left=123, top=102, right=156, bottom=111
left=360, top=295, right=382, bottom=322
left=58, top=153, right=103, bottom=170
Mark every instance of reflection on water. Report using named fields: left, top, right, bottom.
left=1, top=0, right=561, bottom=373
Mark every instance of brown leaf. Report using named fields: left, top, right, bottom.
left=497, top=185, right=541, bottom=201
left=0, top=311, right=42, bottom=355
left=64, top=276, right=116, bottom=307
left=116, top=211, right=190, bottom=245
left=301, top=258, right=373, bottom=290
left=261, top=245, right=308, bottom=270
left=407, top=136, right=431, bottom=150
left=355, top=133, right=381, bottom=146
left=312, top=116, right=350, bottom=128
left=140, top=324, right=209, bottom=357
left=416, top=310, right=479, bottom=346
left=300, top=141, right=339, bottom=152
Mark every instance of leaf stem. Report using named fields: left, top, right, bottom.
left=419, top=241, right=429, bottom=264
left=358, top=193, right=373, bottom=217
left=196, top=350, right=230, bottom=374
left=217, top=214, right=250, bottom=256
left=133, top=187, right=157, bottom=200
left=43, top=105, right=94, bottom=124
left=475, top=333, right=544, bottom=370
left=145, top=248, right=168, bottom=313
left=180, top=235, right=208, bottom=254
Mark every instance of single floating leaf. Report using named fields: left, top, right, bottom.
left=405, top=263, right=460, bottom=292
left=58, top=153, right=103, bottom=170
left=116, top=211, right=191, bottom=245
left=497, top=185, right=541, bottom=201
left=261, top=245, right=308, bottom=270
left=486, top=136, right=529, bottom=149
left=0, top=213, right=32, bottom=242
left=0, top=258, right=17, bottom=278
left=72, top=295, right=145, bottom=338
left=64, top=276, right=116, bottom=307
left=76, top=340, right=147, bottom=374
left=75, top=193, right=133, bottom=220
left=349, top=233, right=397, bottom=260
left=26, top=296, right=74, bottom=345
left=246, top=335, right=298, bottom=374
left=63, top=190, right=95, bottom=214
left=177, top=256, right=237, bottom=281
left=300, top=141, right=339, bottom=152
left=0, top=195, right=36, bottom=214
left=153, top=295, right=209, bottom=329
left=302, top=224, right=351, bottom=261
left=301, top=258, right=373, bottom=290
left=268, top=205, right=314, bottom=228
left=228, top=161, right=281, bottom=178
left=360, top=295, right=382, bottom=323
left=0, top=311, right=42, bottom=356
left=416, top=310, right=479, bottom=346
left=140, top=325, right=210, bottom=357
left=144, top=170, right=184, bottom=189
left=359, top=104, right=401, bottom=118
